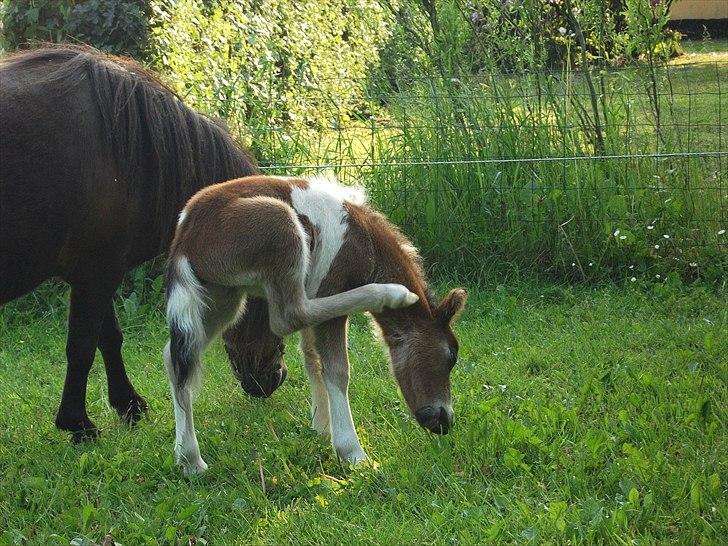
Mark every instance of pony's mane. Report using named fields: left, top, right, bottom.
left=2, top=45, right=258, bottom=248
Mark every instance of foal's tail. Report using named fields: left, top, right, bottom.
left=166, top=256, right=208, bottom=391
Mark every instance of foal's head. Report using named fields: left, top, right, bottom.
left=385, top=288, right=467, bottom=434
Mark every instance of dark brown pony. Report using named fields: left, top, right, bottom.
left=0, top=46, right=284, bottom=441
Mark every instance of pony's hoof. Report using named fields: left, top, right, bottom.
left=115, top=394, right=149, bottom=425
left=57, top=415, right=99, bottom=443
left=68, top=423, right=100, bottom=443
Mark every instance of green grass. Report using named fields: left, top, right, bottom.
left=1, top=280, right=726, bottom=544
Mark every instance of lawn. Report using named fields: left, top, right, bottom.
left=1, top=280, right=726, bottom=544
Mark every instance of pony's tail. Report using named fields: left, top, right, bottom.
left=165, top=256, right=208, bottom=391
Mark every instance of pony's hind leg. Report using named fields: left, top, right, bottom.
left=98, top=302, right=148, bottom=424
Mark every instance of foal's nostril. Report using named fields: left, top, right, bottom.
left=434, top=406, right=451, bottom=435
left=415, top=405, right=453, bottom=435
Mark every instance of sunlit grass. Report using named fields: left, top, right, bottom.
left=1, top=280, right=726, bottom=544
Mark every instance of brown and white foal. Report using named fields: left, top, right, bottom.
left=164, top=174, right=466, bottom=476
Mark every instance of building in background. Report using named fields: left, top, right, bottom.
left=669, top=0, right=728, bottom=38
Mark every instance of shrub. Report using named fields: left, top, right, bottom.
left=0, top=0, right=149, bottom=57
left=147, top=0, right=392, bottom=135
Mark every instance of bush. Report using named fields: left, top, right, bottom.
left=147, top=0, right=392, bottom=136
left=0, top=0, right=149, bottom=57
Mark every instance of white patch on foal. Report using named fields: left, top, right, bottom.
left=291, top=174, right=366, bottom=297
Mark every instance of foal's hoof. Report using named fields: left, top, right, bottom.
left=382, top=284, right=419, bottom=309
left=114, top=394, right=149, bottom=425
left=182, top=459, right=209, bottom=477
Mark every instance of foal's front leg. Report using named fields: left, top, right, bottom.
left=313, top=317, right=368, bottom=465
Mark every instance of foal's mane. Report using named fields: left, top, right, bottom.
left=2, top=45, right=258, bottom=247
left=358, top=206, right=438, bottom=317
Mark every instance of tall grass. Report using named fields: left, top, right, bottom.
left=204, top=61, right=727, bottom=285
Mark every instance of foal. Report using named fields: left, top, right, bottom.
left=165, top=174, right=466, bottom=475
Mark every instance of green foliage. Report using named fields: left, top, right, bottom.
left=1, top=283, right=726, bottom=543
left=147, top=0, right=392, bottom=132
left=375, top=0, right=681, bottom=79
left=0, top=0, right=149, bottom=57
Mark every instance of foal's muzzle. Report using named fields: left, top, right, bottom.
left=415, top=405, right=454, bottom=434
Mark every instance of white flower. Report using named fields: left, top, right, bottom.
left=571, top=262, right=576, bottom=267
left=629, top=265, right=634, bottom=269
left=647, top=225, right=655, bottom=230
left=558, top=26, right=567, bottom=36
left=613, top=229, right=621, bottom=237
left=654, top=244, right=660, bottom=249
left=656, top=274, right=661, bottom=279
left=630, top=277, right=636, bottom=282
left=719, top=229, right=726, bottom=235
left=588, top=262, right=593, bottom=266
left=663, top=234, right=670, bottom=239
left=689, top=262, right=698, bottom=267
left=619, top=235, right=627, bottom=240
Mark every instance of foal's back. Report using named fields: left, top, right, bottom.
left=170, top=175, right=368, bottom=296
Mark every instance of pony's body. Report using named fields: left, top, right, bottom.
left=165, top=174, right=466, bottom=475
left=0, top=47, right=283, bottom=439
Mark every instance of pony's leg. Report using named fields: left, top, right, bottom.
left=313, top=317, right=367, bottom=464
left=300, top=328, right=330, bottom=435
left=267, top=282, right=418, bottom=338
left=98, top=302, right=148, bottom=424
left=165, top=278, right=245, bottom=476
left=56, top=282, right=119, bottom=442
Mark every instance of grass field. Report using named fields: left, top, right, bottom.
left=1, top=280, right=726, bottom=544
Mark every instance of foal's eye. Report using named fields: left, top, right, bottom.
left=447, top=348, right=458, bottom=370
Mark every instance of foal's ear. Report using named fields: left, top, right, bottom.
left=436, top=288, right=467, bottom=324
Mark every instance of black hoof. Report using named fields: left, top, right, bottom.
left=57, top=416, right=100, bottom=443
left=113, top=394, right=149, bottom=425
left=71, top=426, right=100, bottom=443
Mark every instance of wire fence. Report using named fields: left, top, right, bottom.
left=199, top=60, right=727, bottom=281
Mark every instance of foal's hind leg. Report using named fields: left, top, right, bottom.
left=165, top=277, right=245, bottom=476
left=98, top=302, right=148, bottom=424
left=267, top=281, right=418, bottom=338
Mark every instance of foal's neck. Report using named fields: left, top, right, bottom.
left=363, top=216, right=432, bottom=340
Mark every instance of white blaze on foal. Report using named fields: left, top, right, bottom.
left=164, top=174, right=466, bottom=476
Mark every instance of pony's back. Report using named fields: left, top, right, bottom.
left=0, top=46, right=259, bottom=297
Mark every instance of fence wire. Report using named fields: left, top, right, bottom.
left=201, top=60, right=727, bottom=279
